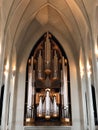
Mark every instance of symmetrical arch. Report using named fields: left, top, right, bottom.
left=0, top=1, right=98, bottom=130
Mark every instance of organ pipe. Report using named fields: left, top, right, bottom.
left=61, top=70, right=63, bottom=95
left=38, top=51, right=43, bottom=71
left=54, top=50, right=58, bottom=72
left=62, top=57, right=69, bottom=118
left=45, top=89, right=51, bottom=119
left=38, top=50, right=43, bottom=79
left=53, top=95, right=59, bottom=117
left=27, top=65, right=33, bottom=118
left=27, top=57, right=35, bottom=119
left=25, top=32, right=71, bottom=125
left=32, top=70, right=35, bottom=107
left=42, top=98, right=46, bottom=115
left=61, top=70, right=64, bottom=118
left=45, top=33, right=51, bottom=73
left=53, top=50, right=58, bottom=79
left=37, top=96, right=43, bottom=117
left=31, top=56, right=33, bottom=71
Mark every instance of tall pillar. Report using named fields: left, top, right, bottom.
left=85, top=66, right=95, bottom=130
left=80, top=73, right=88, bottom=130
left=96, top=61, right=98, bottom=123
left=1, top=66, right=10, bottom=130
left=8, top=75, right=16, bottom=130
left=0, top=41, right=5, bottom=101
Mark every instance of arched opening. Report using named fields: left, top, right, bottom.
left=91, top=85, right=97, bottom=125
left=24, top=32, right=72, bottom=126
left=0, top=85, right=4, bottom=125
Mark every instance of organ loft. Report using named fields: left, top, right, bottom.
left=24, top=32, right=71, bottom=126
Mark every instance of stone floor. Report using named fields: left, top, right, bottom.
left=24, top=126, right=71, bottom=130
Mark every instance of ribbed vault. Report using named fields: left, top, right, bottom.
left=1, top=0, right=90, bottom=63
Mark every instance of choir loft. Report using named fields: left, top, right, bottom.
left=24, top=32, right=71, bottom=126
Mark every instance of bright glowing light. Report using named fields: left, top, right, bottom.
left=5, top=62, right=9, bottom=71
left=87, top=61, right=91, bottom=71
left=79, top=60, right=84, bottom=78
left=80, top=68, right=84, bottom=78
left=65, top=118, right=70, bottom=122
left=87, top=61, right=91, bottom=76
left=95, top=46, right=98, bottom=60
left=87, top=65, right=90, bottom=71
left=4, top=62, right=9, bottom=76
left=12, top=65, right=16, bottom=71
left=26, top=118, right=30, bottom=122
left=12, top=65, right=16, bottom=74
left=12, top=65, right=16, bottom=77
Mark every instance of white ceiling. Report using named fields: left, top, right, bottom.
left=0, top=0, right=97, bottom=62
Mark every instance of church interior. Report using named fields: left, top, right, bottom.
left=0, top=0, right=98, bottom=130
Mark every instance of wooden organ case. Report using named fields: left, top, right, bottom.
left=24, top=32, right=71, bottom=126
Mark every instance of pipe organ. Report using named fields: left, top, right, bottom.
left=25, top=32, right=71, bottom=125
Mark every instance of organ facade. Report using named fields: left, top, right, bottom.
left=24, top=32, right=71, bottom=125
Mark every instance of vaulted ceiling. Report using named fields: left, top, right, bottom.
left=0, top=0, right=97, bottom=63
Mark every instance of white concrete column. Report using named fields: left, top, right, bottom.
left=0, top=17, right=2, bottom=95
left=80, top=74, right=88, bottom=130
left=8, top=76, right=15, bottom=130
left=96, top=61, right=98, bottom=123
left=70, top=63, right=81, bottom=130
left=86, top=72, right=95, bottom=130
left=1, top=69, right=10, bottom=130
left=0, top=42, right=2, bottom=95
left=0, top=41, right=5, bottom=97
left=14, top=70, right=26, bottom=130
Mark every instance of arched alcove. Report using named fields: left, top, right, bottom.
left=91, top=85, right=97, bottom=124
left=0, top=84, right=4, bottom=125
left=14, top=27, right=80, bottom=130
left=24, top=32, right=72, bottom=126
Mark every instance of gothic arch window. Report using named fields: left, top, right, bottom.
left=24, top=32, right=72, bottom=126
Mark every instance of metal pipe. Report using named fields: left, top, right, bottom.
left=27, top=65, right=32, bottom=118
left=62, top=57, right=69, bottom=118
left=45, top=88, right=51, bottom=119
